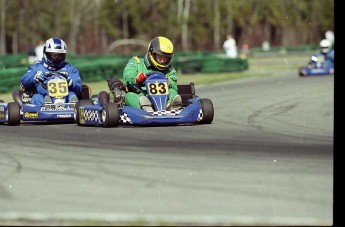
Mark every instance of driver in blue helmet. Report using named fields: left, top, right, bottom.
left=20, top=37, right=82, bottom=106
left=307, top=39, right=334, bottom=71
left=122, top=36, right=182, bottom=111
left=315, top=39, right=334, bottom=69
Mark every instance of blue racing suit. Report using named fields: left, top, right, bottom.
left=20, top=61, right=82, bottom=106
left=312, top=49, right=334, bottom=70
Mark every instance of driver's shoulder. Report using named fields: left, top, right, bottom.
left=131, top=56, right=143, bottom=64
left=61, top=62, right=79, bottom=71
left=28, top=61, right=44, bottom=70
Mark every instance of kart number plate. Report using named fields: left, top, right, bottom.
left=147, top=82, right=169, bottom=95
left=48, top=79, right=68, bottom=98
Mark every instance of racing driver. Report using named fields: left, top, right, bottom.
left=122, top=36, right=182, bottom=111
left=20, top=37, right=82, bottom=106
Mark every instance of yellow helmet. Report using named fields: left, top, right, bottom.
left=147, top=36, right=174, bottom=70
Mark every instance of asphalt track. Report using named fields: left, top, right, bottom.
left=0, top=72, right=334, bottom=226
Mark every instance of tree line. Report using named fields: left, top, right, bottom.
left=0, top=0, right=334, bottom=55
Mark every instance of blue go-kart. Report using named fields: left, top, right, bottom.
left=298, top=54, right=334, bottom=77
left=75, top=71, right=214, bottom=127
left=0, top=72, right=90, bottom=126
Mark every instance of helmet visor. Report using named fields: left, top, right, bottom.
left=153, top=53, right=172, bottom=66
left=46, top=52, right=66, bottom=64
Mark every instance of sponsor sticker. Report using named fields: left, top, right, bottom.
left=24, top=112, right=38, bottom=118
left=57, top=114, right=72, bottom=118
left=80, top=107, right=85, bottom=124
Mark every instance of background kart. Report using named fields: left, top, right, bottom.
left=298, top=54, right=334, bottom=77
left=75, top=71, right=214, bottom=127
left=0, top=72, right=90, bottom=126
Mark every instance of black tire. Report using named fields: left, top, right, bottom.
left=0, top=101, right=4, bottom=125
left=7, top=102, right=21, bottom=126
left=98, top=91, right=110, bottom=107
left=75, top=99, right=94, bottom=126
left=299, top=67, right=306, bottom=77
left=102, top=103, right=119, bottom=128
left=198, top=98, right=214, bottom=124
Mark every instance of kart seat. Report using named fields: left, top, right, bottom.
left=79, top=84, right=92, bottom=100
left=177, top=82, right=197, bottom=107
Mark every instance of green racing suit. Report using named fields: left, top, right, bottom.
left=122, top=55, right=179, bottom=109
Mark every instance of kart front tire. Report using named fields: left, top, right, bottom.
left=299, top=67, right=306, bottom=77
left=102, top=103, right=120, bottom=128
left=75, top=100, right=94, bottom=126
left=198, top=98, right=214, bottom=124
left=7, top=102, right=21, bottom=126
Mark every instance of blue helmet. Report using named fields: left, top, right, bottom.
left=43, top=37, right=67, bottom=68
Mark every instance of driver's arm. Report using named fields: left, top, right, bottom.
left=123, top=57, right=140, bottom=85
left=68, top=66, right=83, bottom=94
left=20, top=65, right=38, bottom=88
left=165, top=67, right=178, bottom=91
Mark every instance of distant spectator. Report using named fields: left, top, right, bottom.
left=262, top=40, right=270, bottom=52
left=239, top=43, right=250, bottom=59
left=325, top=30, right=334, bottom=48
left=223, top=34, right=238, bottom=58
left=27, top=40, right=44, bottom=64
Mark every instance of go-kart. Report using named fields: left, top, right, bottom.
left=299, top=54, right=334, bottom=77
left=0, top=72, right=91, bottom=126
left=75, top=71, right=214, bottom=127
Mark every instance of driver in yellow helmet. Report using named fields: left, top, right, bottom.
left=123, top=36, right=181, bottom=111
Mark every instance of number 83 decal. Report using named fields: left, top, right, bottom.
left=147, top=82, right=169, bottom=95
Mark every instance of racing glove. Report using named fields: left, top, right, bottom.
left=135, top=72, right=147, bottom=84
left=66, top=77, right=74, bottom=87
left=34, top=71, right=46, bottom=83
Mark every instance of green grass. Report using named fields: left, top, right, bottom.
left=0, top=54, right=307, bottom=102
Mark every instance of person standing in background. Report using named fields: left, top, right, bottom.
left=223, top=34, right=238, bottom=58
left=34, top=40, right=45, bottom=61
left=325, top=30, right=334, bottom=49
left=27, top=40, right=45, bottom=64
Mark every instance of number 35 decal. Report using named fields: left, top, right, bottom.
left=147, top=82, right=169, bottom=95
left=48, top=79, right=68, bottom=98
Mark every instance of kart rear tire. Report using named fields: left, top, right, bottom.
left=75, top=99, right=94, bottom=126
left=198, top=98, right=214, bottom=124
left=102, top=103, right=119, bottom=128
left=7, top=102, right=21, bottom=126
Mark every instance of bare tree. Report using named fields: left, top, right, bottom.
left=69, top=0, right=80, bottom=54
left=213, top=0, right=220, bottom=49
left=0, top=0, right=334, bottom=55
left=181, top=0, right=191, bottom=51
left=69, top=0, right=97, bottom=54
left=0, top=0, right=7, bottom=54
